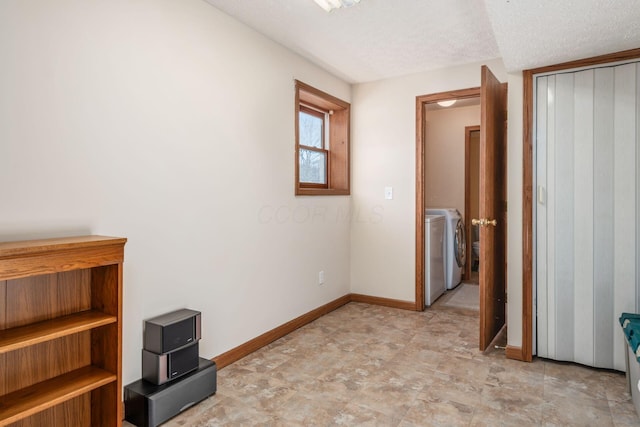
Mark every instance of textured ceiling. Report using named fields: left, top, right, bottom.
left=485, top=0, right=640, bottom=71
left=203, top=0, right=640, bottom=83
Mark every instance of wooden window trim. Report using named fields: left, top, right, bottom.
left=295, top=80, right=350, bottom=196
left=300, top=182, right=328, bottom=189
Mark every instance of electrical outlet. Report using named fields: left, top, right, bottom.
left=319, top=271, right=325, bottom=285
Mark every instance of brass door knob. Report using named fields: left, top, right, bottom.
left=472, top=218, right=498, bottom=227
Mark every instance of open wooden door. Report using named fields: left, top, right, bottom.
left=478, top=65, right=507, bottom=351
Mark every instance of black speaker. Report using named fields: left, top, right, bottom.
left=144, top=309, right=201, bottom=354
left=125, top=358, right=217, bottom=427
left=142, top=342, right=199, bottom=385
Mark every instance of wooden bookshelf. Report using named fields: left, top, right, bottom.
left=0, top=236, right=126, bottom=427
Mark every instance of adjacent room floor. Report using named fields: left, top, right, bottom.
left=125, top=290, right=640, bottom=426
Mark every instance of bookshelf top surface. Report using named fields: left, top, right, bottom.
left=0, top=236, right=127, bottom=258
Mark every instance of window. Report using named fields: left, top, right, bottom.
left=295, top=80, right=350, bottom=195
left=298, top=106, right=327, bottom=186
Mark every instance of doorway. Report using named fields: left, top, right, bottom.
left=415, top=66, right=508, bottom=351
left=415, top=87, right=480, bottom=311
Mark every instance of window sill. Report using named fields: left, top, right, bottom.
left=296, top=188, right=350, bottom=196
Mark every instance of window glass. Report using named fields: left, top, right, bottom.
left=299, top=148, right=327, bottom=184
left=299, top=110, right=324, bottom=149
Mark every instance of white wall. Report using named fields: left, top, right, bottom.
left=425, top=105, right=481, bottom=215
left=0, top=0, right=352, bottom=385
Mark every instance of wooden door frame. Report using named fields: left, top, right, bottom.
left=415, top=87, right=480, bottom=311
left=520, top=47, right=640, bottom=363
left=464, top=125, right=481, bottom=281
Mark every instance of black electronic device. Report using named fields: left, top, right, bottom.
left=142, top=342, right=199, bottom=385
left=125, top=358, right=217, bottom=427
left=144, top=308, right=201, bottom=354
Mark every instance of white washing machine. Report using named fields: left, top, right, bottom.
left=425, top=214, right=446, bottom=306
left=426, top=208, right=466, bottom=290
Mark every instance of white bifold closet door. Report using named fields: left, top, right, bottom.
left=536, top=61, right=640, bottom=371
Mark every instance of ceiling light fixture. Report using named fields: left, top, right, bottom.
left=313, top=0, right=361, bottom=13
left=437, top=100, right=457, bottom=107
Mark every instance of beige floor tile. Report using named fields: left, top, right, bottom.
left=349, top=367, right=425, bottom=418
left=542, top=394, right=614, bottom=426
left=217, top=374, right=297, bottom=412
left=417, top=370, right=485, bottom=408
left=610, top=398, right=640, bottom=427
left=435, top=354, right=493, bottom=384
left=478, top=382, right=543, bottom=424
left=470, top=407, right=542, bottom=427
left=484, top=359, right=545, bottom=395
left=400, top=395, right=475, bottom=426
left=163, top=393, right=279, bottom=426
left=334, top=401, right=408, bottom=426
left=274, top=392, right=349, bottom=426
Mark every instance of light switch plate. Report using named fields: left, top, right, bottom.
left=384, top=186, right=393, bottom=200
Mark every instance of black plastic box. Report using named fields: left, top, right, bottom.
left=125, top=358, right=217, bottom=427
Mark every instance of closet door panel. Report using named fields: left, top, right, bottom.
left=546, top=75, right=558, bottom=358
left=553, top=72, right=576, bottom=361
left=536, top=76, right=550, bottom=358
left=572, top=69, right=595, bottom=367
left=613, top=63, right=638, bottom=371
left=592, top=67, right=616, bottom=369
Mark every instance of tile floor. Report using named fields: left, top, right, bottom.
left=125, top=291, right=640, bottom=426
